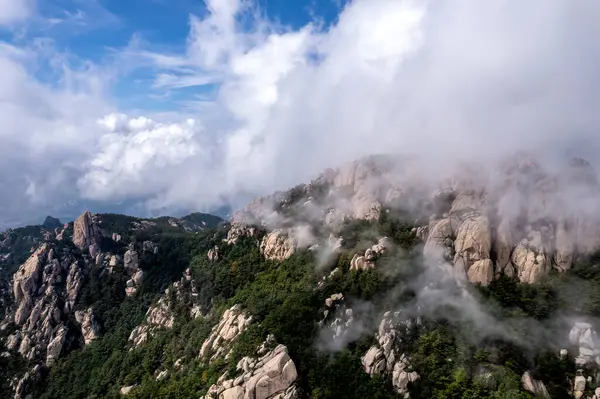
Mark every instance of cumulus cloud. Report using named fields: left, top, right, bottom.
left=3, top=0, right=600, bottom=225
left=78, top=114, right=201, bottom=201
left=0, top=35, right=112, bottom=226
left=0, top=0, right=34, bottom=26
left=80, top=0, right=600, bottom=216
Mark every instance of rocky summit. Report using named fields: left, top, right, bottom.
left=4, top=153, right=600, bottom=398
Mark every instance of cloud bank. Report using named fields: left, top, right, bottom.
left=2, top=0, right=600, bottom=225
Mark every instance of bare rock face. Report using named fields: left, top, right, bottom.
left=124, top=248, right=139, bottom=270
left=120, top=385, right=136, bottom=395
left=260, top=229, right=298, bottom=261
left=200, top=305, right=253, bottom=362
left=5, top=241, right=85, bottom=380
left=569, top=321, right=600, bottom=366
left=225, top=224, right=257, bottom=246
left=521, top=371, right=550, bottom=398
left=123, top=245, right=143, bottom=296
left=129, top=294, right=175, bottom=347
left=318, top=294, right=354, bottom=343
left=415, top=153, right=600, bottom=285
left=12, top=244, right=49, bottom=325
left=75, top=308, right=100, bottom=345
left=207, top=246, right=220, bottom=262
left=202, top=343, right=298, bottom=399
left=453, top=216, right=492, bottom=273
left=466, top=259, right=494, bottom=286
left=361, top=311, right=421, bottom=397
left=13, top=365, right=42, bottom=399
left=72, top=211, right=101, bottom=252
left=46, top=326, right=67, bottom=365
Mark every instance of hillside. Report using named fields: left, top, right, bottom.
left=3, top=153, right=600, bottom=399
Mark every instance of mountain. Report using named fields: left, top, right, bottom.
left=2, top=153, right=600, bottom=399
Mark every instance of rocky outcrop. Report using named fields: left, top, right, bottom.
left=200, top=305, right=253, bottom=362
left=361, top=311, right=421, bottom=397
left=208, top=246, right=220, bottom=262
left=12, top=244, right=49, bottom=325
left=120, top=385, right=136, bottom=395
left=46, top=326, right=67, bottom=365
left=13, top=365, right=42, bottom=399
left=3, top=241, right=86, bottom=384
left=260, top=229, right=298, bottom=261
left=569, top=321, right=600, bottom=366
left=142, top=240, right=158, bottom=254
left=123, top=245, right=143, bottom=296
left=202, top=343, right=298, bottom=399
left=521, top=371, right=550, bottom=398
left=72, top=211, right=101, bottom=252
left=349, top=237, right=392, bottom=271
left=75, top=308, right=100, bottom=345
left=318, top=293, right=355, bottom=343
left=129, top=294, right=175, bottom=347
left=415, top=153, right=600, bottom=285
left=129, top=271, right=201, bottom=347
left=225, top=224, right=257, bottom=246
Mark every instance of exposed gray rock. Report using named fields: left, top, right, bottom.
left=225, top=224, right=257, bottom=246
left=46, top=326, right=67, bottom=366
left=12, top=244, right=49, bottom=325
left=72, top=211, right=101, bottom=251
left=361, top=311, right=421, bottom=397
left=120, top=385, right=136, bottom=395
left=75, top=308, right=100, bottom=345
left=521, top=371, right=550, bottom=398
left=202, top=343, right=298, bottom=399
left=207, top=246, right=220, bottom=262
left=124, top=248, right=139, bottom=270
left=569, top=321, right=600, bottom=366
left=349, top=237, right=392, bottom=271
left=200, top=305, right=253, bottom=362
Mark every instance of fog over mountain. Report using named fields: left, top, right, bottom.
left=1, top=0, right=600, bottom=227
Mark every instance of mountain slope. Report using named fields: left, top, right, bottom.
left=3, top=154, right=600, bottom=399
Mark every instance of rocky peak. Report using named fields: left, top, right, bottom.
left=42, top=216, right=61, bottom=231
left=72, top=211, right=101, bottom=252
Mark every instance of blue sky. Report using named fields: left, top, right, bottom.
left=2, top=0, right=348, bottom=112
left=1, top=0, right=600, bottom=228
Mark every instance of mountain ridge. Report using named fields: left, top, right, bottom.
left=2, top=153, right=600, bottom=398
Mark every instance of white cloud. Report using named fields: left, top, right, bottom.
left=3, top=0, right=600, bottom=225
left=72, top=0, right=600, bottom=217
left=0, top=0, right=34, bottom=26
left=78, top=114, right=201, bottom=201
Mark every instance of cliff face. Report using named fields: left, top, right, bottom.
left=231, top=153, right=600, bottom=286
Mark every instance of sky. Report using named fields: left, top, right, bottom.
left=1, top=0, right=600, bottom=228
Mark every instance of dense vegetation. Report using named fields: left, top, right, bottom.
left=4, top=208, right=600, bottom=398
